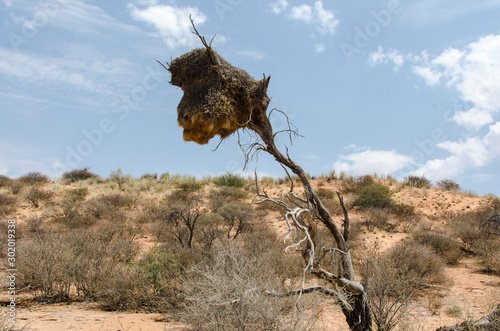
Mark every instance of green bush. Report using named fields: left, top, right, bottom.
left=213, top=172, right=245, bottom=188
left=177, top=181, right=203, bottom=191
left=353, top=184, right=395, bottom=209
left=62, top=168, right=97, bottom=183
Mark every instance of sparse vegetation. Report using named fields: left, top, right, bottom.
left=7, top=169, right=500, bottom=331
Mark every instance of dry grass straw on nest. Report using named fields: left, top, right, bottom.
left=165, top=30, right=271, bottom=144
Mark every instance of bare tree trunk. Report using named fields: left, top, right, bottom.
left=248, top=112, right=373, bottom=330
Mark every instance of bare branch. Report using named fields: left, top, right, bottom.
left=266, top=286, right=339, bottom=297
left=311, top=266, right=365, bottom=295
left=337, top=191, right=350, bottom=242
left=156, top=59, right=170, bottom=72
left=189, top=15, right=217, bottom=65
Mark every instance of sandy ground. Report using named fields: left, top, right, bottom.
left=2, top=302, right=182, bottom=331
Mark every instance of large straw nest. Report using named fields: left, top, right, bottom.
left=168, top=47, right=270, bottom=144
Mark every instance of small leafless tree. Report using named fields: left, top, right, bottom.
left=164, top=190, right=202, bottom=249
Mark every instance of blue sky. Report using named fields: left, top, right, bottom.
left=1, top=0, right=500, bottom=195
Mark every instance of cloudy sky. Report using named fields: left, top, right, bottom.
left=1, top=0, right=499, bottom=195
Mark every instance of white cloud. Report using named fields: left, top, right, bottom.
left=17, top=0, right=138, bottom=35
left=0, top=142, right=61, bottom=178
left=290, top=4, right=313, bottom=23
left=412, top=66, right=443, bottom=86
left=313, top=1, right=338, bottom=35
left=0, top=47, right=139, bottom=94
left=368, top=33, right=500, bottom=182
left=415, top=121, right=500, bottom=180
left=369, top=46, right=404, bottom=71
left=398, top=34, right=500, bottom=130
left=333, top=149, right=414, bottom=176
left=453, top=108, right=494, bottom=130
left=314, top=43, right=325, bottom=53
left=287, top=1, right=338, bottom=36
left=2, top=0, right=11, bottom=8
left=128, top=4, right=207, bottom=49
left=270, top=0, right=288, bottom=14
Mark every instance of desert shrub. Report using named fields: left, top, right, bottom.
left=99, top=192, right=136, bottom=208
left=24, top=216, right=44, bottom=234
left=17, top=234, right=73, bottom=301
left=364, top=241, right=446, bottom=331
left=452, top=208, right=492, bottom=251
left=436, top=179, right=460, bottom=192
left=177, top=181, right=203, bottom=191
left=98, top=245, right=202, bottom=312
left=209, top=186, right=248, bottom=211
left=363, top=207, right=394, bottom=232
left=0, top=174, right=11, bottom=187
left=18, top=227, right=138, bottom=303
left=385, top=241, right=446, bottom=288
left=353, top=183, right=395, bottom=209
left=365, top=255, right=413, bottom=331
left=179, top=238, right=317, bottom=330
left=218, top=202, right=254, bottom=239
left=61, top=168, right=97, bottom=183
left=316, top=187, right=336, bottom=200
left=404, top=175, right=431, bottom=188
left=140, top=173, right=158, bottom=180
left=392, top=204, right=416, bottom=220
left=0, top=193, right=16, bottom=215
left=412, top=232, right=462, bottom=265
left=109, top=168, right=128, bottom=189
left=84, top=197, right=126, bottom=222
left=64, top=187, right=88, bottom=201
left=51, top=189, right=95, bottom=229
left=19, top=171, right=50, bottom=185
left=68, top=227, right=137, bottom=300
left=7, top=179, right=24, bottom=195
left=24, top=187, right=53, bottom=208
left=340, top=175, right=374, bottom=194
left=453, top=208, right=500, bottom=273
left=490, top=196, right=500, bottom=211
left=213, top=172, right=245, bottom=188
left=198, top=213, right=224, bottom=249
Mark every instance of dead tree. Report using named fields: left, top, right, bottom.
left=160, top=18, right=373, bottom=330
